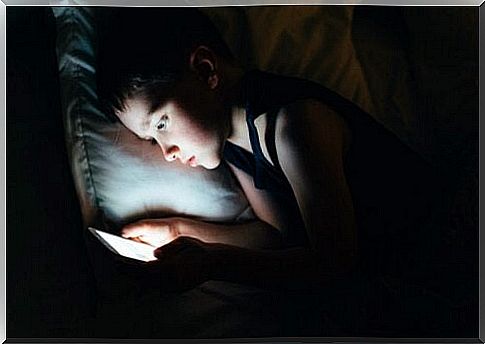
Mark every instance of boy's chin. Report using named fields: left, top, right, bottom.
left=200, top=158, right=222, bottom=170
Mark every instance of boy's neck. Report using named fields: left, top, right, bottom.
left=226, top=105, right=249, bottom=150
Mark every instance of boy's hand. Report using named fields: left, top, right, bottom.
left=117, top=237, right=218, bottom=292
left=121, top=217, right=187, bottom=247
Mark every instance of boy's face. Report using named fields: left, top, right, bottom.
left=116, top=78, right=228, bottom=170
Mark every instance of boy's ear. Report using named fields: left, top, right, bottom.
left=189, top=46, right=219, bottom=90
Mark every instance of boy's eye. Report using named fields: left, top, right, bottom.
left=156, top=115, right=168, bottom=131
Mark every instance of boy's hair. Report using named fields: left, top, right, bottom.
left=96, top=8, right=233, bottom=118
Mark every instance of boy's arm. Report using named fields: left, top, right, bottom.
left=275, top=99, right=357, bottom=273
left=121, top=216, right=283, bottom=250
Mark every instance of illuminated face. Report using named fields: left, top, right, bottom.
left=116, top=85, right=229, bottom=170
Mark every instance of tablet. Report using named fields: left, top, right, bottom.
left=88, top=227, right=157, bottom=262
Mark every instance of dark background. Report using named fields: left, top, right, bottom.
left=6, top=6, right=479, bottom=339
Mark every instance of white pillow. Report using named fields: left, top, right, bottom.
left=53, top=7, right=253, bottom=227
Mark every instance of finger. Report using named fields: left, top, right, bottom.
left=121, top=221, right=163, bottom=238
left=153, top=237, right=193, bottom=259
left=120, top=226, right=142, bottom=238
left=130, top=236, right=145, bottom=244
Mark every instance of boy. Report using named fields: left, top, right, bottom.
left=96, top=8, right=449, bottom=323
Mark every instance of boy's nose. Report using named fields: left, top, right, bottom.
left=164, top=146, right=180, bottom=162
